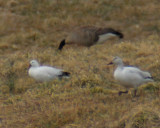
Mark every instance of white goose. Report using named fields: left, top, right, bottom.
left=108, top=56, right=154, bottom=96
left=28, top=60, right=70, bottom=82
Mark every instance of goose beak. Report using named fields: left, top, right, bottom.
left=107, top=61, right=113, bottom=65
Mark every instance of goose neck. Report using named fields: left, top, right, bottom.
left=117, top=63, right=124, bottom=68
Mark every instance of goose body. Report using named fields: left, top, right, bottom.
left=114, top=66, right=153, bottom=88
left=58, top=26, right=123, bottom=50
left=28, top=60, right=70, bottom=82
left=109, top=57, right=153, bottom=96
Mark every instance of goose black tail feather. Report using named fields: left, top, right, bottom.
left=58, top=72, right=70, bottom=78
left=145, top=76, right=153, bottom=80
left=62, top=72, right=70, bottom=76
left=58, top=39, right=66, bottom=50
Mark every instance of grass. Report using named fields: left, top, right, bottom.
left=0, top=0, right=160, bottom=128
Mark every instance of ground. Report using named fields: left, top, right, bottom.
left=0, top=0, right=160, bottom=128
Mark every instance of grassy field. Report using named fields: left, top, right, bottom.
left=0, top=0, right=160, bottom=128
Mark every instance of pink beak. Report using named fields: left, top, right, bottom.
left=107, top=61, right=113, bottom=65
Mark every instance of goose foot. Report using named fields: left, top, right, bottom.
left=118, top=90, right=128, bottom=96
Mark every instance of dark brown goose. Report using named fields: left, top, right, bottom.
left=58, top=26, right=123, bottom=50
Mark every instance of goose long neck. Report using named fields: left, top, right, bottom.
left=117, top=62, right=124, bottom=68
left=32, top=64, right=40, bottom=68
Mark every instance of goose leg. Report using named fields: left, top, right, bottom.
left=118, top=90, right=128, bottom=96
left=134, top=89, right=137, bottom=97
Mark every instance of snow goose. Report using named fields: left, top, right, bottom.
left=58, top=26, right=123, bottom=50
left=28, top=60, right=70, bottom=82
left=108, top=56, right=154, bottom=96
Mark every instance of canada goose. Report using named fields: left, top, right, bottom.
left=108, top=56, right=153, bottom=96
left=28, top=60, right=70, bottom=82
left=58, top=26, right=123, bottom=50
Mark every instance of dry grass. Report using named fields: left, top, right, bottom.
left=0, top=0, right=160, bottom=128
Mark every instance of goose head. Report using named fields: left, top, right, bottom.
left=29, top=60, right=40, bottom=68
left=108, top=56, right=124, bottom=66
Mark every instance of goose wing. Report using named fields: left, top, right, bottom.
left=125, top=67, right=152, bottom=79
left=36, top=66, right=62, bottom=78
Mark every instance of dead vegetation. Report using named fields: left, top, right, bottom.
left=0, top=0, right=160, bottom=128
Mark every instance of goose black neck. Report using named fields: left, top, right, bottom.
left=58, top=39, right=66, bottom=50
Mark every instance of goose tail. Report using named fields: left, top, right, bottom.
left=145, top=76, right=154, bottom=82
left=62, top=72, right=70, bottom=77
left=58, top=71, right=70, bottom=79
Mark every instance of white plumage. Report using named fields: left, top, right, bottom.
left=28, top=60, right=70, bottom=82
left=97, top=33, right=117, bottom=44
left=109, top=56, right=154, bottom=96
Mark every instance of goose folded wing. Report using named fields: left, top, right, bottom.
left=126, top=67, right=152, bottom=79
left=42, top=67, right=63, bottom=77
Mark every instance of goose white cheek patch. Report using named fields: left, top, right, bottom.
left=97, top=33, right=117, bottom=44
